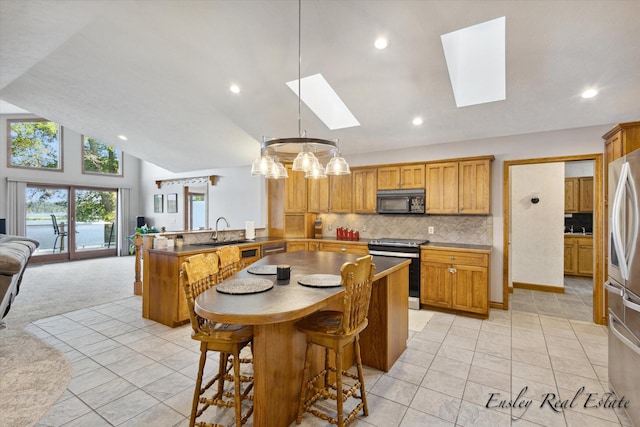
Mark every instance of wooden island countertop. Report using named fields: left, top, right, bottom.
left=194, top=251, right=410, bottom=427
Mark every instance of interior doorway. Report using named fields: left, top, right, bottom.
left=503, top=153, right=605, bottom=324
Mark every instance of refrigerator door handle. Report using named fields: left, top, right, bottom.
left=604, top=280, right=624, bottom=296
left=626, top=161, right=639, bottom=273
left=612, top=162, right=630, bottom=280
left=623, top=292, right=640, bottom=313
left=609, top=313, right=640, bottom=357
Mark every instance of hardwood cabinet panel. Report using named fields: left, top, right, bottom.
left=459, top=159, right=491, bottom=214
left=564, top=235, right=593, bottom=277
left=577, top=237, right=593, bottom=276
left=565, top=178, right=579, bottom=213
left=400, top=164, right=426, bottom=189
left=352, top=168, right=377, bottom=213
left=329, top=174, right=352, bottom=213
left=284, top=166, right=307, bottom=213
left=579, top=176, right=594, bottom=212
left=308, top=241, right=321, bottom=251
left=421, top=262, right=452, bottom=308
left=319, top=241, right=368, bottom=255
left=426, top=162, right=458, bottom=214
left=286, top=241, right=308, bottom=252
left=564, top=237, right=577, bottom=275
left=377, top=167, right=401, bottom=190
left=307, top=176, right=329, bottom=213
left=451, top=265, right=488, bottom=314
left=420, top=247, right=490, bottom=317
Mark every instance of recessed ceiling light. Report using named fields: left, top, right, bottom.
left=582, top=88, right=598, bottom=99
left=412, top=117, right=424, bottom=126
left=118, top=135, right=128, bottom=141
left=230, top=84, right=240, bottom=94
left=374, top=37, right=388, bottom=50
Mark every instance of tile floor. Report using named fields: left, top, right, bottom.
left=29, top=293, right=634, bottom=427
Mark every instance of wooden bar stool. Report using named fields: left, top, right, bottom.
left=217, top=245, right=241, bottom=281
left=181, top=253, right=254, bottom=427
left=295, top=255, right=376, bottom=427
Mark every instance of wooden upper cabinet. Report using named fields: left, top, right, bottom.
left=400, top=164, right=426, bottom=189
left=352, top=168, right=377, bottom=213
left=329, top=174, right=352, bottom=213
left=579, top=176, right=593, bottom=212
left=284, top=165, right=307, bottom=213
left=564, top=177, right=579, bottom=213
left=603, top=122, right=640, bottom=164
left=425, top=162, right=458, bottom=214
left=458, top=159, right=491, bottom=214
left=377, top=166, right=401, bottom=190
left=425, top=157, right=492, bottom=215
left=565, top=176, right=593, bottom=213
left=377, top=164, right=425, bottom=190
left=307, top=177, right=329, bottom=213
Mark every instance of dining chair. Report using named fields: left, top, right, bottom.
left=50, top=214, right=68, bottom=253
left=217, top=245, right=241, bottom=281
left=181, top=252, right=254, bottom=427
left=295, top=255, right=376, bottom=427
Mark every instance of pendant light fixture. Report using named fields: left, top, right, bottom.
left=251, top=0, right=350, bottom=179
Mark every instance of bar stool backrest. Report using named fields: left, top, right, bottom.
left=217, top=245, right=241, bottom=281
left=339, top=255, right=375, bottom=336
left=181, top=253, right=219, bottom=335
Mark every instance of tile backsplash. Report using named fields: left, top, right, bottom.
left=319, top=213, right=493, bottom=245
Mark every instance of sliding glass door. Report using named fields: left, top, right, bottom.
left=26, top=184, right=118, bottom=262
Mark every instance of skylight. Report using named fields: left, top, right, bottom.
left=441, top=16, right=506, bottom=108
left=286, top=73, right=360, bottom=130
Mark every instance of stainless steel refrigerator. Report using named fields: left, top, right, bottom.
left=607, top=148, right=640, bottom=425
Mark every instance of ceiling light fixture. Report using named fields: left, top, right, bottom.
left=251, top=0, right=350, bottom=180
left=374, top=37, right=388, bottom=50
left=230, top=84, right=240, bottom=94
left=117, top=135, right=128, bottom=141
left=582, top=88, right=598, bottom=99
left=412, top=117, right=424, bottom=126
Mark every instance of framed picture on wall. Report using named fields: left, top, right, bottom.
left=167, top=193, right=178, bottom=213
left=154, top=194, right=164, bottom=213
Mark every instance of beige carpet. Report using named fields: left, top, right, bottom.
left=0, top=256, right=135, bottom=427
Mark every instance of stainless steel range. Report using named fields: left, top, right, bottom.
left=368, top=238, right=429, bottom=309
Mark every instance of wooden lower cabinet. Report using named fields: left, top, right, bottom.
left=146, top=251, right=191, bottom=327
left=564, top=235, right=593, bottom=277
left=239, top=244, right=261, bottom=267
left=318, top=241, right=369, bottom=255
left=286, top=241, right=308, bottom=252
left=420, top=247, right=490, bottom=317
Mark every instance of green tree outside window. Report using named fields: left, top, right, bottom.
left=83, top=137, right=122, bottom=175
left=9, top=120, right=61, bottom=169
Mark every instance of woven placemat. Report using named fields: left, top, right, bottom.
left=216, top=278, right=274, bottom=294
left=297, top=274, right=342, bottom=288
left=247, top=264, right=278, bottom=275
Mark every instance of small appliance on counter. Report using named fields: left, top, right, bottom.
left=245, top=220, right=255, bottom=240
left=314, top=219, right=323, bottom=239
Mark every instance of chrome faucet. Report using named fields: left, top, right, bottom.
left=569, top=225, right=574, bottom=233
left=582, top=227, right=586, bottom=234
left=213, top=217, right=230, bottom=241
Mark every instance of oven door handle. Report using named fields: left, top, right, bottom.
left=369, top=250, right=420, bottom=258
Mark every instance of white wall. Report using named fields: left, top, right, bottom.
left=139, top=161, right=266, bottom=233
left=0, top=113, right=141, bottom=252
left=510, top=162, right=565, bottom=288
left=565, top=160, right=594, bottom=177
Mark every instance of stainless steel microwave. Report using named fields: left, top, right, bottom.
left=376, top=189, right=426, bottom=214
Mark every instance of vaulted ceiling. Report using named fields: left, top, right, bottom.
left=1, top=0, right=639, bottom=172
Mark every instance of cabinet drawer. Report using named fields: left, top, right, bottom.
left=421, top=248, right=488, bottom=267
left=319, top=242, right=369, bottom=255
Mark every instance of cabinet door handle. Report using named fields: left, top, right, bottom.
left=448, top=268, right=457, bottom=273
left=341, top=247, right=346, bottom=252
left=450, top=256, right=455, bottom=260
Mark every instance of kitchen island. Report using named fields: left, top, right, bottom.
left=195, top=251, right=410, bottom=427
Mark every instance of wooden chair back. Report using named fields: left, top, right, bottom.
left=181, top=253, right=219, bottom=334
left=217, top=245, right=241, bottom=281
left=339, top=255, right=375, bottom=335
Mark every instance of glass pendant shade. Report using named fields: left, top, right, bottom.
left=305, top=162, right=327, bottom=179
left=251, top=155, right=274, bottom=176
left=265, top=158, right=288, bottom=179
left=292, top=150, right=320, bottom=172
left=325, top=154, right=351, bottom=175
